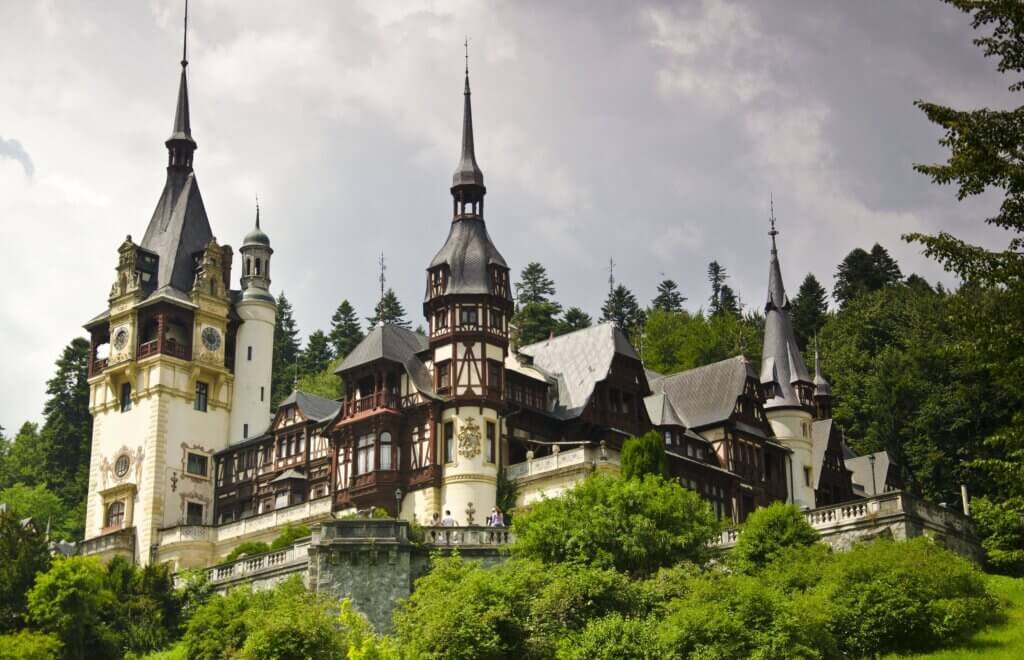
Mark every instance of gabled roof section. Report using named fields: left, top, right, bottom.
left=810, top=418, right=834, bottom=489
left=644, top=392, right=686, bottom=427
left=140, top=172, right=214, bottom=294
left=845, top=450, right=896, bottom=496
left=278, top=389, right=341, bottom=423
left=649, top=356, right=756, bottom=430
left=336, top=324, right=435, bottom=397
left=518, top=323, right=640, bottom=419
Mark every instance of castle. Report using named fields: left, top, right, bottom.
left=79, top=30, right=899, bottom=570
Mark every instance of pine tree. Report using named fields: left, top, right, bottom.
left=512, top=263, right=562, bottom=346
left=272, top=292, right=301, bottom=406
left=833, top=244, right=903, bottom=307
left=555, top=307, right=593, bottom=335
left=367, top=289, right=410, bottom=328
left=601, top=284, right=645, bottom=336
left=327, top=300, right=364, bottom=359
left=0, top=422, right=47, bottom=492
left=707, top=261, right=728, bottom=316
left=790, top=273, right=829, bottom=350
left=39, top=338, right=92, bottom=507
left=651, top=279, right=686, bottom=312
left=299, top=330, right=334, bottom=378
left=516, top=262, right=557, bottom=306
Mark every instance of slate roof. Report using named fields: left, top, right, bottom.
left=427, top=217, right=509, bottom=298
left=644, top=392, right=686, bottom=427
left=336, top=324, right=435, bottom=397
left=760, top=238, right=812, bottom=409
left=810, top=418, right=833, bottom=489
left=270, top=468, right=306, bottom=484
left=517, top=323, right=640, bottom=420
left=279, top=389, right=341, bottom=423
left=452, top=71, right=484, bottom=189
left=845, top=450, right=894, bottom=497
left=649, top=356, right=756, bottom=430
left=140, top=173, right=214, bottom=294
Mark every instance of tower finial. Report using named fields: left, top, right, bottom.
left=452, top=37, right=484, bottom=193
left=768, top=193, right=778, bottom=252
left=608, top=257, right=616, bottom=295
left=255, top=194, right=261, bottom=229
left=464, top=36, right=469, bottom=77
left=182, top=0, right=189, bottom=68
left=378, top=252, right=387, bottom=326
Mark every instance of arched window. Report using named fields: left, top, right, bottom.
left=255, top=258, right=262, bottom=275
left=380, top=432, right=392, bottom=470
left=244, top=258, right=251, bottom=276
left=105, top=501, right=125, bottom=529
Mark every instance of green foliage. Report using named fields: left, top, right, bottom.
left=619, top=432, right=668, bottom=480
left=707, top=261, right=741, bottom=318
left=0, top=484, right=74, bottom=541
left=833, top=244, right=903, bottom=307
left=814, top=538, right=999, bottom=657
left=0, top=422, right=47, bottom=493
left=651, top=279, right=686, bottom=313
left=789, top=273, right=829, bottom=350
left=0, top=630, right=62, bottom=660
left=495, top=468, right=519, bottom=516
left=237, top=590, right=345, bottom=660
left=555, top=306, right=592, bottom=336
left=299, top=329, right=334, bottom=376
left=0, top=508, right=51, bottom=633
left=731, top=502, right=819, bottom=572
left=270, top=523, right=311, bottom=550
left=971, top=496, right=1024, bottom=576
left=510, top=474, right=720, bottom=577
left=223, top=541, right=270, bottom=563
left=328, top=299, right=364, bottom=359
left=642, top=308, right=761, bottom=376
left=513, top=301, right=562, bottom=347
left=556, top=613, right=664, bottom=660
left=367, top=289, right=410, bottom=328
left=39, top=338, right=92, bottom=515
left=601, top=284, right=645, bottom=337
left=294, top=358, right=344, bottom=400
left=27, top=557, right=117, bottom=660
left=271, top=292, right=301, bottom=408
left=517, top=262, right=557, bottom=306
left=182, top=583, right=255, bottom=659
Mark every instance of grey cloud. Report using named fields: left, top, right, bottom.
left=0, top=136, right=35, bottom=177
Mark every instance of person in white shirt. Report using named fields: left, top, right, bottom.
left=440, top=510, right=456, bottom=527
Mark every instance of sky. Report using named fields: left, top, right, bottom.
left=0, top=0, right=1017, bottom=433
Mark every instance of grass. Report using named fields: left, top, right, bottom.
left=887, top=574, right=1024, bottom=659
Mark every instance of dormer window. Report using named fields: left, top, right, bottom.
left=460, top=307, right=478, bottom=326
left=430, top=268, right=448, bottom=297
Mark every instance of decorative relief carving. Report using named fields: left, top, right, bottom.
left=457, top=417, right=482, bottom=458
left=100, top=445, right=144, bottom=489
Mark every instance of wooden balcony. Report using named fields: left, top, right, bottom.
left=340, top=391, right=427, bottom=420
left=137, top=338, right=190, bottom=361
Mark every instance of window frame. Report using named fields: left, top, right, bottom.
left=186, top=451, right=210, bottom=478
left=194, top=381, right=209, bottom=412
left=105, top=500, right=126, bottom=529
left=185, top=501, right=205, bottom=526
left=120, top=382, right=132, bottom=412
left=443, top=421, right=455, bottom=464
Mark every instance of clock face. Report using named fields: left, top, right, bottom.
left=113, top=327, right=129, bottom=350
left=201, top=326, right=221, bottom=351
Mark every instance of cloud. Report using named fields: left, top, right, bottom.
left=0, top=137, right=35, bottom=177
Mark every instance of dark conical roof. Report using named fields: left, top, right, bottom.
left=427, top=216, right=508, bottom=298
left=813, top=349, right=832, bottom=397
left=168, top=64, right=194, bottom=144
left=759, top=222, right=812, bottom=409
left=452, top=71, right=484, bottom=189
left=242, top=203, right=271, bottom=248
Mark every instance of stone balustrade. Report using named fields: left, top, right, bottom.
left=158, top=524, right=212, bottom=545
left=422, top=526, right=513, bottom=547
left=79, top=526, right=135, bottom=558
left=713, top=491, right=979, bottom=561
left=209, top=497, right=333, bottom=543
left=204, top=539, right=311, bottom=586
left=505, top=445, right=620, bottom=481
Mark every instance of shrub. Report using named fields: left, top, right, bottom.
left=972, top=496, right=1024, bottom=576
left=0, top=630, right=62, bottom=660
left=27, top=557, right=119, bottom=660
left=269, top=523, right=311, bottom=550
left=812, top=537, right=1000, bottom=656
left=620, top=431, right=668, bottom=480
left=556, top=613, right=666, bottom=660
left=511, top=474, right=720, bottom=577
left=0, top=507, right=51, bottom=632
left=731, top=502, right=819, bottom=572
left=224, top=541, right=270, bottom=562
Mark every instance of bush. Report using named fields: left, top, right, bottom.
left=620, top=431, right=668, bottom=480
left=556, top=614, right=665, bottom=660
left=812, top=537, right=1000, bottom=656
left=731, top=502, right=819, bottom=572
left=223, top=541, right=270, bottom=562
left=0, top=507, right=51, bottom=632
left=511, top=474, right=720, bottom=577
left=27, top=557, right=119, bottom=660
left=972, top=496, right=1024, bottom=576
left=269, top=523, right=311, bottom=551
left=0, top=630, right=62, bottom=660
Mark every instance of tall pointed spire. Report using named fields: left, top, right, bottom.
left=166, top=0, right=196, bottom=170
left=759, top=197, right=812, bottom=410
left=452, top=37, right=485, bottom=192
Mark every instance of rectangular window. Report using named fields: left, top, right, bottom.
left=194, top=382, right=208, bottom=412
left=247, top=346, right=253, bottom=361
left=186, top=501, right=204, bottom=525
left=435, top=310, right=448, bottom=330
left=488, top=361, right=502, bottom=393
left=120, top=382, right=132, bottom=412
left=186, top=452, right=209, bottom=477
left=260, top=386, right=265, bottom=402
left=486, top=422, right=496, bottom=463
left=243, top=423, right=249, bottom=439
left=356, top=434, right=375, bottom=474
left=437, top=362, right=451, bottom=390
left=459, top=307, right=479, bottom=326
left=490, top=309, right=503, bottom=329
left=804, top=466, right=812, bottom=487
left=444, top=422, right=455, bottom=463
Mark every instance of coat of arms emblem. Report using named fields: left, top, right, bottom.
left=457, top=417, right=482, bottom=458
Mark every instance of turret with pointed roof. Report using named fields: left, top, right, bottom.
left=759, top=206, right=813, bottom=410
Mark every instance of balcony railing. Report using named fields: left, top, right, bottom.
left=158, top=524, right=213, bottom=545
left=90, top=358, right=109, bottom=375
left=205, top=539, right=311, bottom=585
left=342, top=391, right=428, bottom=418
left=504, top=445, right=620, bottom=481
left=80, top=526, right=135, bottom=557
left=137, top=339, right=190, bottom=361
left=423, top=526, right=513, bottom=547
